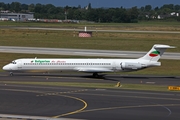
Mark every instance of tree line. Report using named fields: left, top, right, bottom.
left=0, top=2, right=180, bottom=23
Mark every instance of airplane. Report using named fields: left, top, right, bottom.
left=2, top=44, right=175, bottom=77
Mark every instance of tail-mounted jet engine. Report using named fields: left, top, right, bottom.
left=121, top=62, right=146, bottom=71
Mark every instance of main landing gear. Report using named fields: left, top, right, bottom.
left=9, top=72, right=14, bottom=76
left=93, top=73, right=99, bottom=78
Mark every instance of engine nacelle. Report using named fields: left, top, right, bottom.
left=121, top=62, right=144, bottom=70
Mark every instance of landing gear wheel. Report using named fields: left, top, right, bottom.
left=9, top=72, right=13, bottom=76
left=93, top=73, right=99, bottom=78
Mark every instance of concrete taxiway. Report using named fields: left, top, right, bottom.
left=0, top=73, right=180, bottom=120
left=0, top=46, right=179, bottom=60
left=4, top=26, right=180, bottom=34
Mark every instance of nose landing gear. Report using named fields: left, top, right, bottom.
left=9, top=72, right=14, bottom=76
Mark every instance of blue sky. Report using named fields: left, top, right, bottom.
left=2, top=0, right=180, bottom=8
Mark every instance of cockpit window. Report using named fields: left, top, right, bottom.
left=11, top=61, right=17, bottom=64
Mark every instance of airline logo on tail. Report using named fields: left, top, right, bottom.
left=149, top=51, right=160, bottom=57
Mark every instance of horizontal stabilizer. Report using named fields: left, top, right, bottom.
left=154, top=44, right=175, bottom=49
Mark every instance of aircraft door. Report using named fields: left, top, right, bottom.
left=116, top=62, right=122, bottom=71
left=112, top=61, right=117, bottom=72
left=112, top=61, right=121, bottom=72
left=17, top=60, right=22, bottom=70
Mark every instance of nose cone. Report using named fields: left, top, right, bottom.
left=3, top=65, right=10, bottom=71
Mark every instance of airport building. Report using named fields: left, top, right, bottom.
left=0, top=12, right=34, bottom=21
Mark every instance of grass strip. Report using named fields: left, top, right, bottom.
left=1, top=81, right=172, bottom=92
left=0, top=29, right=179, bottom=52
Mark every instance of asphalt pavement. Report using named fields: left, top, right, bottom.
left=0, top=46, right=179, bottom=60
left=0, top=73, right=180, bottom=120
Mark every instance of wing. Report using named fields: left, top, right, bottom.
left=74, top=67, right=113, bottom=73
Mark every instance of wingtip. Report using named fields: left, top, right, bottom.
left=169, top=46, right=176, bottom=48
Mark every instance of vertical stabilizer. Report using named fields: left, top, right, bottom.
left=139, top=44, right=175, bottom=61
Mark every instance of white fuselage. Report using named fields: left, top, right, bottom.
left=2, top=58, right=160, bottom=73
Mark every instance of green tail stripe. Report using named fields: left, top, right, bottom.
left=152, top=51, right=160, bottom=54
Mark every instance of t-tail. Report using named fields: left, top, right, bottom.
left=139, top=44, right=175, bottom=62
